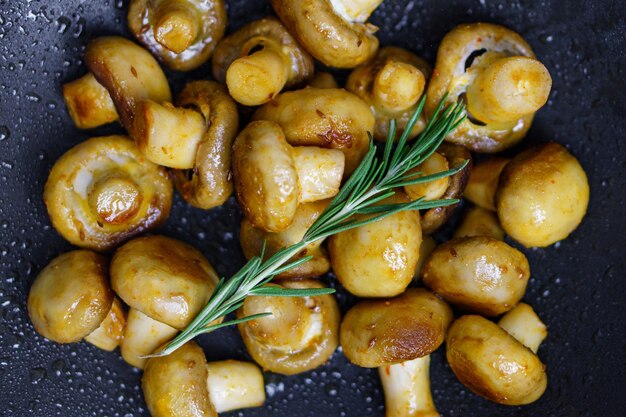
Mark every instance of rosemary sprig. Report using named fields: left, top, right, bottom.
left=152, top=95, right=467, bottom=357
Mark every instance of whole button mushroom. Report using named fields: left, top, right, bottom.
left=464, top=157, right=510, bottom=211
left=422, top=236, right=530, bottom=317
left=111, top=235, right=220, bottom=367
left=495, top=142, right=589, bottom=247
left=346, top=47, right=432, bottom=141
left=340, top=288, right=453, bottom=368
left=84, top=37, right=172, bottom=133
left=239, top=199, right=332, bottom=279
left=44, top=136, right=173, bottom=251
left=28, top=250, right=115, bottom=344
left=212, top=17, right=314, bottom=106
left=133, top=81, right=239, bottom=209
left=62, top=73, right=119, bottom=129
left=143, top=341, right=266, bottom=417
left=232, top=120, right=345, bottom=232
left=271, top=0, right=381, bottom=68
left=446, top=314, right=547, bottom=405
left=253, top=87, right=376, bottom=176
left=328, top=193, right=422, bottom=298
left=237, top=280, right=340, bottom=375
left=128, top=0, right=227, bottom=71
left=426, top=23, right=552, bottom=152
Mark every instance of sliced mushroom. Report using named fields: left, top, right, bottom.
left=379, top=355, right=439, bottom=417
left=240, top=199, right=331, bottom=279
left=28, top=250, right=113, bottom=344
left=84, top=36, right=172, bottom=132
left=253, top=87, right=375, bottom=176
left=271, top=0, right=381, bottom=68
left=340, top=288, right=453, bottom=368
left=84, top=297, right=126, bottom=352
left=495, top=142, right=589, bottom=247
left=44, top=136, right=173, bottom=251
left=419, top=143, right=472, bottom=234
left=346, top=46, right=432, bottom=141
left=426, top=23, right=552, bottom=152
left=232, top=120, right=344, bottom=232
left=128, top=0, right=227, bottom=71
left=453, top=206, right=505, bottom=240
left=446, top=315, right=547, bottom=405
left=328, top=192, right=422, bottom=298
left=464, top=157, right=510, bottom=211
left=62, top=73, right=119, bottom=129
left=237, top=280, right=339, bottom=375
left=422, top=236, right=530, bottom=316
left=212, top=17, right=313, bottom=106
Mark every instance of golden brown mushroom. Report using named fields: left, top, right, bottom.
left=111, top=235, right=220, bottom=367
left=446, top=315, right=547, bottom=405
left=212, top=17, right=314, bottom=106
left=271, top=0, right=381, bottom=68
left=240, top=199, right=331, bottom=279
left=453, top=206, right=505, bottom=240
left=28, top=250, right=113, bottom=344
left=347, top=47, right=432, bottom=141
left=44, top=136, right=173, bottom=251
left=495, top=142, right=589, bottom=247
left=62, top=73, right=119, bottom=129
left=128, top=0, right=226, bottom=71
left=328, top=192, right=422, bottom=298
left=419, top=143, right=473, bottom=234
left=464, top=157, right=510, bottom=211
left=426, top=23, right=552, bottom=152
left=253, top=87, right=375, bottom=176
left=237, top=280, right=339, bottom=375
left=133, top=80, right=239, bottom=209
left=340, top=288, right=453, bottom=368
left=84, top=36, right=172, bottom=133
left=422, top=236, right=530, bottom=316
left=232, top=120, right=344, bottom=232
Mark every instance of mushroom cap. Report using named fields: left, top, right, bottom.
left=271, top=0, right=379, bottom=68
left=172, top=80, right=239, bottom=209
left=143, top=340, right=216, bottom=417
left=111, top=235, right=220, bottom=329
left=85, top=36, right=172, bottom=132
left=212, top=17, right=313, bottom=87
left=420, top=143, right=473, bottom=234
left=128, top=0, right=227, bottom=71
left=495, top=142, right=589, bottom=247
left=232, top=120, right=299, bottom=232
left=44, top=135, right=173, bottom=251
left=422, top=236, right=530, bottom=316
left=346, top=46, right=432, bottom=140
left=239, top=199, right=331, bottom=279
left=446, top=315, right=547, bottom=405
left=425, top=23, right=537, bottom=153
left=329, top=192, right=422, bottom=298
left=340, top=288, right=453, bottom=368
left=28, top=250, right=113, bottom=343
left=253, top=87, right=375, bottom=175
left=238, top=280, right=340, bottom=375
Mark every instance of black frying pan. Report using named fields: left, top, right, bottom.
left=0, top=0, right=624, bottom=416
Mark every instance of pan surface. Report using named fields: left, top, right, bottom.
left=0, top=0, right=624, bottom=416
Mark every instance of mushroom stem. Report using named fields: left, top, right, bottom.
left=226, top=47, right=289, bottom=106
left=88, top=175, right=143, bottom=225
left=62, top=73, right=119, bottom=129
left=378, top=355, right=439, bottom=417
left=330, top=0, right=384, bottom=22
left=206, top=360, right=266, bottom=413
left=466, top=56, right=552, bottom=125
left=373, top=61, right=426, bottom=113
left=121, top=308, right=178, bottom=369
left=84, top=297, right=126, bottom=351
left=133, top=100, right=206, bottom=169
left=153, top=0, right=200, bottom=54
left=453, top=206, right=505, bottom=240
left=498, top=303, right=547, bottom=353
left=464, top=157, right=510, bottom=211
left=292, top=146, right=345, bottom=203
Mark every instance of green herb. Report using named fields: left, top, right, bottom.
left=151, top=95, right=467, bottom=357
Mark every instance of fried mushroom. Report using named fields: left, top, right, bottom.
left=453, top=206, right=505, bottom=240
left=44, top=136, right=173, bottom=251
left=62, top=73, right=119, bottom=129
left=464, top=157, right=510, bottom=211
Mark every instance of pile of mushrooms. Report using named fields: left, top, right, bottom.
left=30, top=2, right=593, bottom=416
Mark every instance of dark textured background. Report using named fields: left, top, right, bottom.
left=0, top=0, right=625, bottom=416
